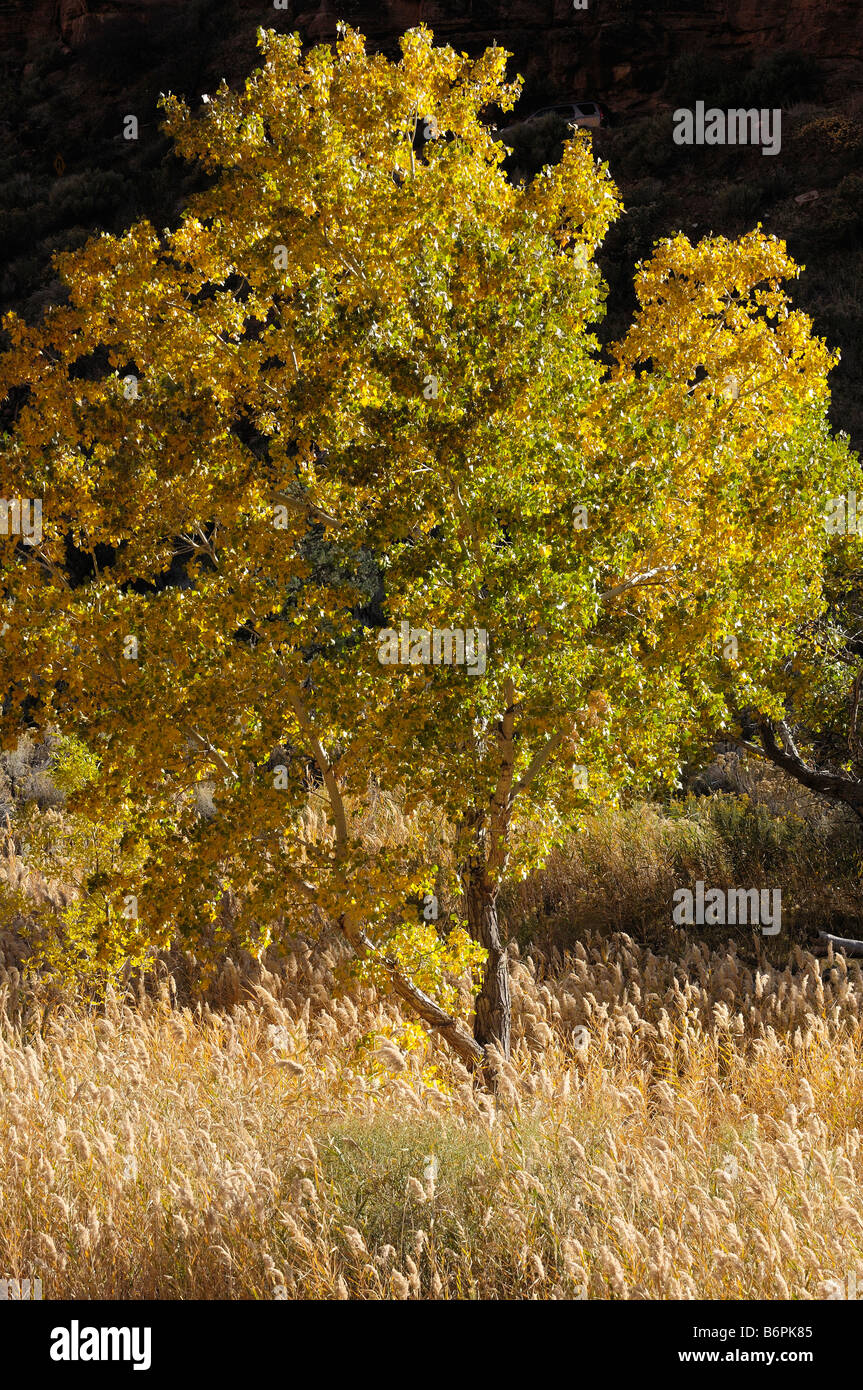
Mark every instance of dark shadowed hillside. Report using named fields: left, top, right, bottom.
left=3, top=2, right=863, bottom=442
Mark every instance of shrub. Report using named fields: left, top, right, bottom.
left=603, top=113, right=679, bottom=179
left=741, top=49, right=822, bottom=108
left=712, top=179, right=763, bottom=226
left=663, top=51, right=743, bottom=109
left=0, top=736, right=62, bottom=815
left=499, top=114, right=571, bottom=180
left=45, top=170, right=128, bottom=226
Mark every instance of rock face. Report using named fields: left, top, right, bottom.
left=2, top=0, right=863, bottom=109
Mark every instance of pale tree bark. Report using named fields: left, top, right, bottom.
left=818, top=930, right=863, bottom=957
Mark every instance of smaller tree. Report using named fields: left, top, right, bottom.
left=726, top=533, right=863, bottom=826
left=0, top=735, right=153, bottom=989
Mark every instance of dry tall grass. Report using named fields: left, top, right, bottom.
left=2, top=745, right=863, bottom=1298
left=1, top=930, right=863, bottom=1299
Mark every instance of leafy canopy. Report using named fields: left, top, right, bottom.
left=0, top=25, right=853, bottom=1017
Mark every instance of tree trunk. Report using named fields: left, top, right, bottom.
left=464, top=870, right=511, bottom=1059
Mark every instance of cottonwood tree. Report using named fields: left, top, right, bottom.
left=0, top=25, right=853, bottom=1067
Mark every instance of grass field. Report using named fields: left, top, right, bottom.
left=2, top=749, right=862, bottom=1299
left=2, top=919, right=863, bottom=1298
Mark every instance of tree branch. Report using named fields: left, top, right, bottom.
left=352, top=923, right=483, bottom=1069
left=512, top=719, right=576, bottom=799
left=731, top=718, right=863, bottom=814
left=600, top=565, right=677, bottom=605
left=272, top=490, right=341, bottom=529
left=184, top=725, right=237, bottom=781
left=818, top=930, right=863, bottom=957
left=284, top=876, right=484, bottom=1069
